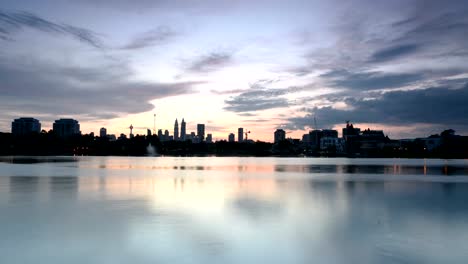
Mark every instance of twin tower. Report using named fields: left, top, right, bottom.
left=173, top=118, right=186, bottom=141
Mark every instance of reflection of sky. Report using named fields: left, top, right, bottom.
left=1, top=157, right=468, bottom=263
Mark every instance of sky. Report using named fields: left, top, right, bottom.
left=1, top=0, right=468, bottom=141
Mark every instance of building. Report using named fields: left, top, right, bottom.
left=53, top=118, right=80, bottom=138
left=190, top=132, right=197, bottom=143
left=228, top=133, right=235, bottom=142
left=174, top=119, right=179, bottom=141
left=11, top=117, right=41, bottom=135
left=322, top=129, right=338, bottom=138
left=320, top=137, right=345, bottom=153
left=360, top=128, right=388, bottom=155
left=157, top=129, right=163, bottom=140
left=238, top=127, right=244, bottom=142
left=147, top=129, right=152, bottom=137
left=309, top=130, right=322, bottom=149
left=164, top=130, right=169, bottom=141
left=118, top=133, right=127, bottom=140
left=206, top=133, right=213, bottom=143
left=421, top=136, right=442, bottom=151
left=342, top=121, right=360, bottom=140
left=274, top=129, right=286, bottom=143
left=99, top=127, right=107, bottom=138
left=197, top=124, right=205, bottom=142
left=181, top=118, right=186, bottom=141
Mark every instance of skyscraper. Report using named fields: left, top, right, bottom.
left=197, top=124, right=205, bottom=142
left=53, top=118, right=80, bottom=138
left=181, top=118, right=186, bottom=141
left=274, top=129, right=286, bottom=143
left=11, top=117, right=41, bottom=135
left=174, top=119, right=179, bottom=141
left=238, top=127, right=244, bottom=142
left=228, top=133, right=235, bottom=142
left=99, top=127, right=107, bottom=138
left=206, top=133, right=213, bottom=143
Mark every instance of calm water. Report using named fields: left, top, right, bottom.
left=1, top=157, right=468, bottom=264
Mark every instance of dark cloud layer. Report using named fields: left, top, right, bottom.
left=223, top=83, right=308, bottom=113
left=326, top=70, right=423, bottom=91
left=369, top=44, right=422, bottom=62
left=282, top=1, right=468, bottom=135
left=288, top=84, right=468, bottom=130
left=0, top=10, right=102, bottom=48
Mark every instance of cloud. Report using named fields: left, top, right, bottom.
left=187, top=52, right=233, bottom=73
left=224, top=97, right=288, bottom=113
left=223, top=83, right=307, bottom=113
left=323, top=70, right=423, bottom=91
left=369, top=44, right=422, bottom=62
left=0, top=10, right=102, bottom=48
left=0, top=57, right=197, bottom=122
left=287, top=83, right=468, bottom=130
left=210, top=89, right=247, bottom=95
left=121, top=26, right=176, bottom=50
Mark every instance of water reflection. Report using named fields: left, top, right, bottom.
left=0, top=157, right=468, bottom=263
left=67, top=157, right=468, bottom=176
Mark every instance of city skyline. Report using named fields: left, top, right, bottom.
left=1, top=1, right=468, bottom=141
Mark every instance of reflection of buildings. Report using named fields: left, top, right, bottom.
left=49, top=177, right=79, bottom=201
left=53, top=118, right=80, bottom=138
left=11, top=117, right=41, bottom=135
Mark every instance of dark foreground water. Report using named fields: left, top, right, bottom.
left=1, top=157, right=468, bottom=264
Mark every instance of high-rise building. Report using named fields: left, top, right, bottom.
left=164, top=130, right=169, bottom=141
left=99, top=127, right=107, bottom=138
left=157, top=129, right=163, bottom=140
left=197, top=124, right=205, bottom=142
left=53, top=118, right=80, bottom=138
left=181, top=118, right=186, bottom=141
left=228, top=133, right=235, bottom=142
left=174, top=119, right=179, bottom=141
left=11, top=117, right=41, bottom=135
left=238, top=127, right=244, bottom=142
left=309, top=130, right=323, bottom=148
left=274, top=129, right=286, bottom=143
left=206, top=133, right=213, bottom=143
left=190, top=132, right=196, bottom=143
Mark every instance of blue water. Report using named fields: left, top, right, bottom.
left=1, top=157, right=468, bottom=263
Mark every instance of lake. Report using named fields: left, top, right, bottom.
left=1, top=157, right=468, bottom=263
